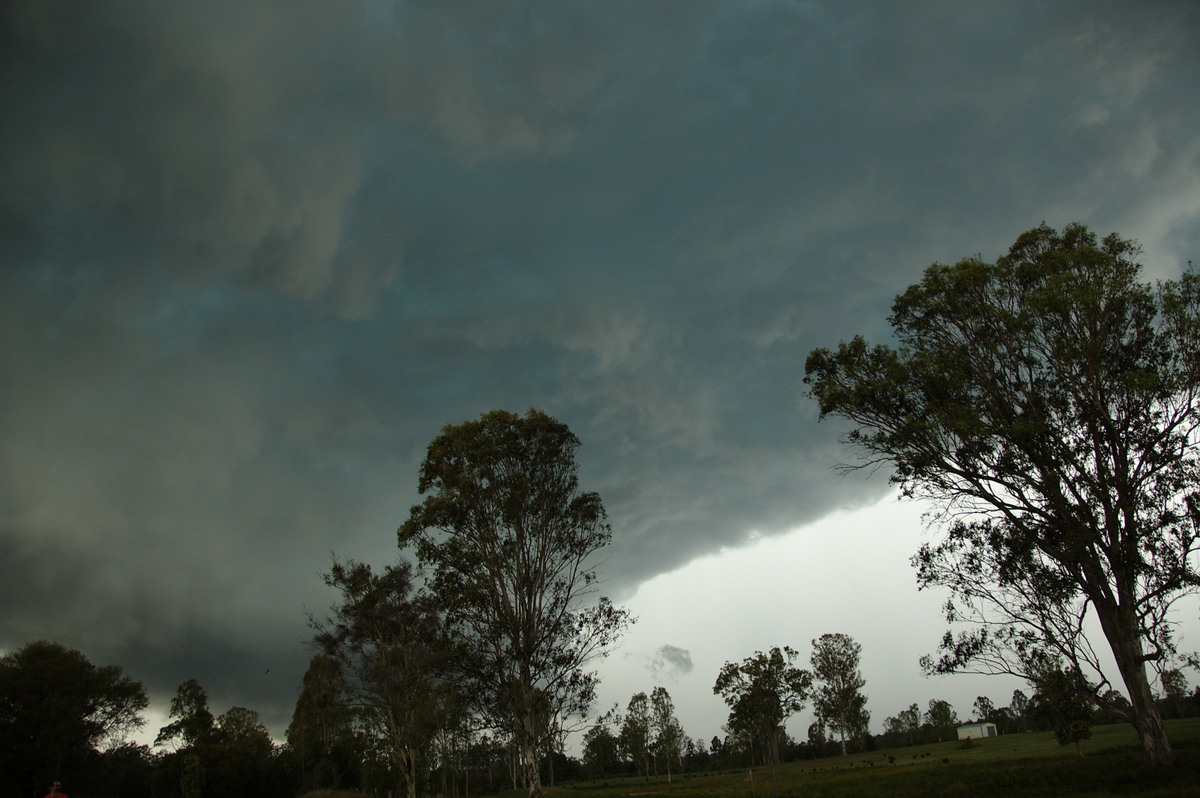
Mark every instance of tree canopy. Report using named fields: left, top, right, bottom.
left=398, top=408, right=631, bottom=798
left=311, top=558, right=450, bottom=798
left=924, top=699, right=959, bottom=741
left=619, top=691, right=652, bottom=780
left=810, top=633, right=870, bottom=754
left=650, top=686, right=685, bottom=783
left=713, top=646, right=811, bottom=793
left=156, top=678, right=216, bottom=749
left=805, top=223, right=1200, bottom=766
left=1030, top=661, right=1094, bottom=755
left=286, top=654, right=360, bottom=792
left=0, top=641, right=148, bottom=794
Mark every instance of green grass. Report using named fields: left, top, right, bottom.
left=541, top=718, right=1200, bottom=798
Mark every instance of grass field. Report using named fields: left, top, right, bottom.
left=540, top=718, right=1200, bottom=798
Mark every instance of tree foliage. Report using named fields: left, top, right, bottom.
left=619, top=691, right=652, bottom=779
left=923, top=699, right=959, bottom=741
left=883, top=703, right=921, bottom=746
left=0, top=640, right=148, bottom=794
left=398, top=409, right=631, bottom=798
left=650, top=686, right=685, bottom=782
left=810, top=633, right=870, bottom=754
left=311, top=558, right=449, bottom=798
left=805, top=223, right=1200, bottom=765
left=581, top=721, right=619, bottom=777
left=714, top=646, right=811, bottom=793
left=1030, top=661, right=1094, bottom=754
left=1159, top=667, right=1190, bottom=719
left=286, top=654, right=360, bottom=792
left=1010, top=689, right=1031, bottom=731
left=972, top=695, right=996, bottom=724
left=154, top=679, right=288, bottom=798
left=215, top=707, right=274, bottom=762
left=157, top=679, right=216, bottom=749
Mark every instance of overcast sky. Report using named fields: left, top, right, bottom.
left=3, top=0, right=1200, bottom=749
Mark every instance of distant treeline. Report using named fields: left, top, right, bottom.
left=4, top=637, right=1198, bottom=798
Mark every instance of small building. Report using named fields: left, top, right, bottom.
left=957, top=721, right=998, bottom=740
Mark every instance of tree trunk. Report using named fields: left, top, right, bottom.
left=766, top=729, right=780, bottom=798
left=1118, top=657, right=1174, bottom=766
left=394, top=749, right=417, bottom=798
left=1095, top=600, right=1175, bottom=766
left=522, top=737, right=543, bottom=798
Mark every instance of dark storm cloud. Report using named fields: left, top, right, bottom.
left=2, top=0, right=1198, bottom=733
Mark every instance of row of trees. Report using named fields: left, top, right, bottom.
left=0, top=643, right=294, bottom=798
left=588, top=668, right=1200, bottom=790
left=9, top=633, right=1196, bottom=798
left=709, top=632, right=870, bottom=793
left=579, top=686, right=687, bottom=783
left=574, top=634, right=872, bottom=798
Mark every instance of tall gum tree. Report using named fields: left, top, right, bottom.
left=398, top=409, right=631, bottom=798
left=310, top=559, right=448, bottom=798
left=805, top=223, right=1200, bottom=766
left=619, top=691, right=651, bottom=780
left=810, top=633, right=870, bottom=755
left=713, top=646, right=812, bottom=796
left=650, top=686, right=685, bottom=783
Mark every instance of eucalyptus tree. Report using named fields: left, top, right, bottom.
left=311, top=558, right=450, bottom=798
left=973, top=696, right=996, bottom=724
left=810, top=633, right=870, bottom=754
left=581, top=722, right=620, bottom=778
left=650, top=686, right=685, bottom=782
left=1009, top=689, right=1031, bottom=732
left=286, top=654, right=360, bottom=792
left=156, top=678, right=216, bottom=748
left=884, top=703, right=921, bottom=746
left=619, top=691, right=652, bottom=779
left=398, top=409, right=632, bottom=798
left=1159, top=667, right=1190, bottom=719
left=714, top=646, right=812, bottom=795
left=155, top=679, right=281, bottom=797
left=923, top=699, right=959, bottom=742
left=806, top=223, right=1200, bottom=765
left=1030, top=661, right=1094, bottom=755
left=215, top=706, right=274, bottom=760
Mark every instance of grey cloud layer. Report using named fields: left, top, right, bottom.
left=2, top=0, right=1198, bottom=732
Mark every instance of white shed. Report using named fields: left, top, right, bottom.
left=957, top=722, right=998, bottom=740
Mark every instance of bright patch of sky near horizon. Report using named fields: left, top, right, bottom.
left=596, top=493, right=1041, bottom=747
left=595, top=492, right=1200, bottom=749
